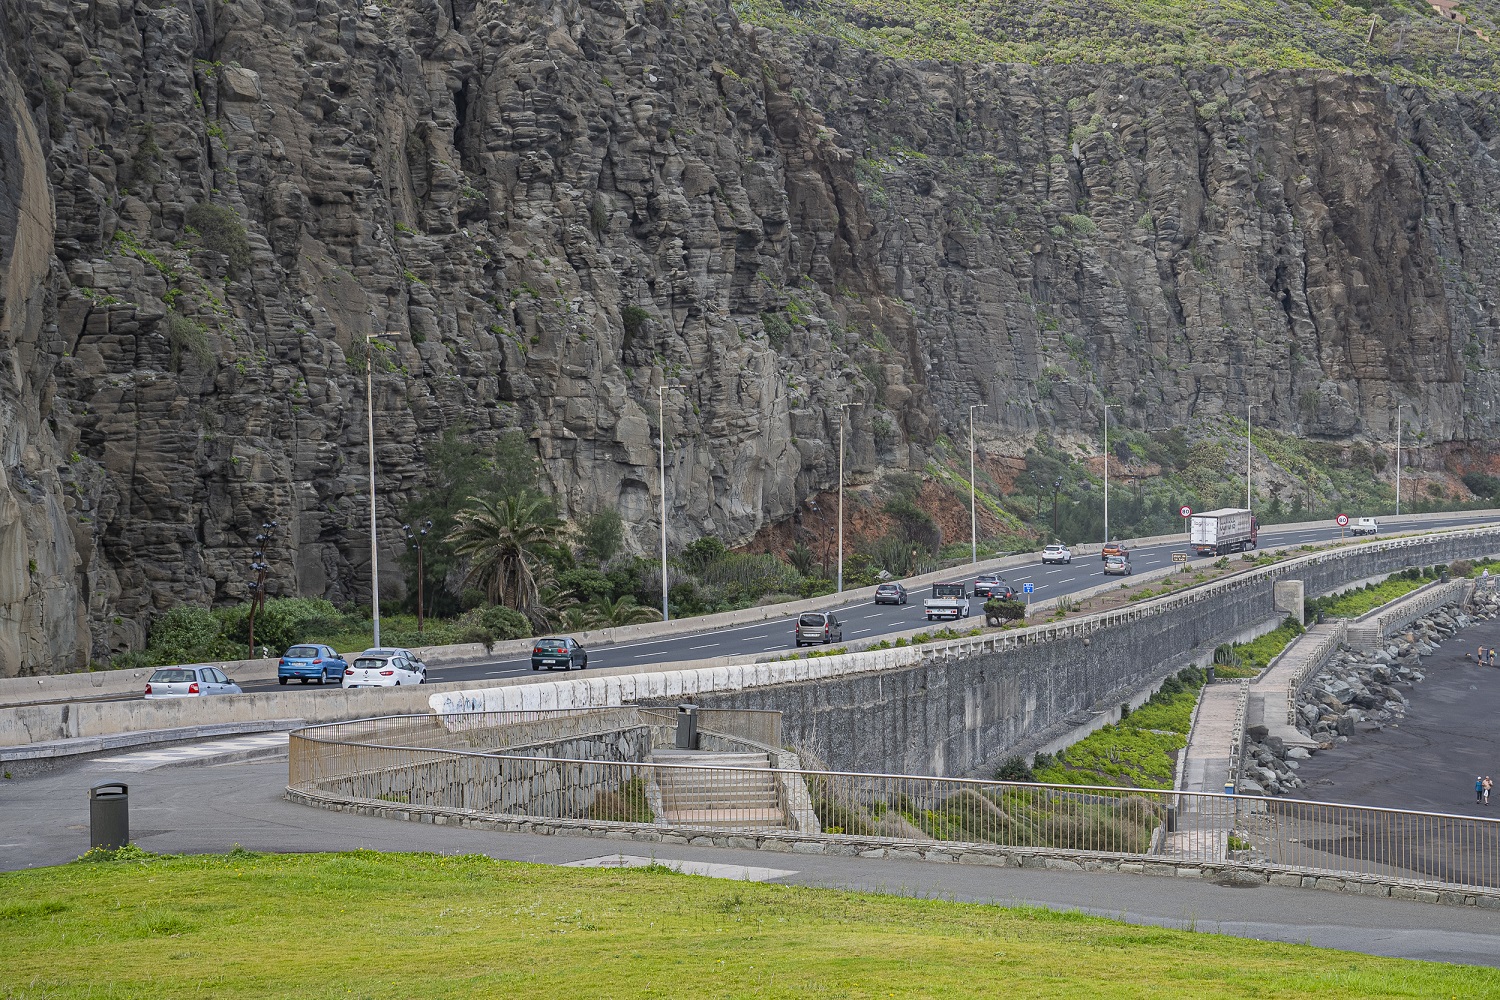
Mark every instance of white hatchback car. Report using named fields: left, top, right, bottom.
left=144, top=665, right=243, bottom=699
left=1042, top=543, right=1073, bottom=564
left=343, top=650, right=425, bottom=688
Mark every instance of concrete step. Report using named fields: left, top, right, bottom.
left=652, top=750, right=770, bottom=768
left=661, top=795, right=781, bottom=812
left=660, top=808, right=787, bottom=829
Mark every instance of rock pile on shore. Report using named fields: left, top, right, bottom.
left=1239, top=588, right=1500, bottom=796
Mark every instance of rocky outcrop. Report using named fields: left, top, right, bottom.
left=3, top=0, right=1500, bottom=671
left=1245, top=597, right=1498, bottom=796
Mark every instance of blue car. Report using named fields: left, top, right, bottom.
left=277, top=644, right=347, bottom=685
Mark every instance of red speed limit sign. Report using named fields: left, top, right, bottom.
left=1336, top=513, right=1350, bottom=527
left=1179, top=505, right=1193, bottom=518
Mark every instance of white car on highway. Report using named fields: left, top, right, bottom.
left=1351, top=517, right=1379, bottom=536
left=343, top=649, right=426, bottom=688
left=1041, top=543, right=1073, bottom=565
left=144, top=665, right=242, bottom=699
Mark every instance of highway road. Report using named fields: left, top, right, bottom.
left=223, top=512, right=1496, bottom=696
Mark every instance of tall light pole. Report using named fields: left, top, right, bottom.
left=837, top=401, right=862, bottom=593
left=657, top=384, right=686, bottom=621
left=1102, top=403, right=1117, bottom=547
left=364, top=331, right=400, bottom=648
left=969, top=403, right=988, bottom=564
left=1246, top=402, right=1253, bottom=511
left=1396, top=403, right=1404, bottom=516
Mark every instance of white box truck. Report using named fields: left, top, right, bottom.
left=1190, top=508, right=1259, bottom=556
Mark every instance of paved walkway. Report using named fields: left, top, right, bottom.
left=1248, top=621, right=1342, bottom=750
left=5, top=751, right=1500, bottom=965
left=1179, top=680, right=1245, bottom=795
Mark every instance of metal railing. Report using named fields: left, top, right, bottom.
left=289, top=724, right=1500, bottom=893
left=1227, top=679, right=1250, bottom=786
left=1278, top=620, right=1348, bottom=726
left=1369, top=578, right=1470, bottom=639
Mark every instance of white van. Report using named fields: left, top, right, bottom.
left=1351, top=517, right=1379, bottom=536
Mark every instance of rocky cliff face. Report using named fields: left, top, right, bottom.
left=2, top=0, right=1499, bottom=673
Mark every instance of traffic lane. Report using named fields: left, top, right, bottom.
left=179, top=514, right=1500, bottom=694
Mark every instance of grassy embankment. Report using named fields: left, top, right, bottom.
left=3, top=849, right=1496, bottom=998
left=1027, top=668, right=1204, bottom=789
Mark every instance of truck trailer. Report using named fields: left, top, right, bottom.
left=1190, top=508, right=1259, bottom=556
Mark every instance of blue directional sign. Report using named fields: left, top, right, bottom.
left=1022, top=583, right=1035, bottom=594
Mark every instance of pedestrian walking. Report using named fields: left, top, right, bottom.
left=1478, top=776, right=1485, bottom=804
left=1485, top=777, right=1493, bottom=806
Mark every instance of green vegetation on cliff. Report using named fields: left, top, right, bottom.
left=737, top=0, right=1500, bottom=89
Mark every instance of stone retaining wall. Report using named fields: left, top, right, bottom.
left=682, top=530, right=1500, bottom=776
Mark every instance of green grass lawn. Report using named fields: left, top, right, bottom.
left=2, top=849, right=1496, bottom=998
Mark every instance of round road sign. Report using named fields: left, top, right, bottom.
left=1336, top=513, right=1350, bottom=527
left=1179, top=505, right=1193, bottom=518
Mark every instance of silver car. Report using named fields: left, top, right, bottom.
left=795, top=611, right=844, bottom=647
left=144, top=665, right=243, bottom=699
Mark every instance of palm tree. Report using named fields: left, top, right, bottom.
left=447, top=493, right=562, bottom=623
left=556, top=606, right=595, bottom=632
left=584, top=595, right=662, bottom=628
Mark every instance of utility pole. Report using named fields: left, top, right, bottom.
left=969, top=403, right=988, bottom=565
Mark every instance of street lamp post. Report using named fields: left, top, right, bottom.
left=1102, top=403, right=1117, bottom=547
left=837, top=401, right=862, bottom=593
left=1246, top=402, right=1253, bottom=511
left=402, top=520, right=432, bottom=636
left=245, top=520, right=277, bottom=657
left=364, top=331, right=401, bottom=648
left=968, top=403, right=988, bottom=565
left=657, top=384, right=687, bottom=621
left=1396, top=403, right=1404, bottom=516
left=1051, top=478, right=1062, bottom=536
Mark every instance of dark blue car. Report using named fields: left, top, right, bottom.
left=278, top=644, right=347, bottom=685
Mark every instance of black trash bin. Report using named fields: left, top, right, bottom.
left=675, top=704, right=699, bottom=750
left=89, top=782, right=129, bottom=851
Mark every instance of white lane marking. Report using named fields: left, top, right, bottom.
left=688, top=643, right=720, bottom=650
left=1032, top=584, right=1049, bottom=591
left=850, top=629, right=871, bottom=635
left=562, top=855, right=797, bottom=882
left=862, top=613, right=884, bottom=619
left=1046, top=569, right=1064, bottom=575
left=634, top=652, right=658, bottom=658
left=90, top=733, right=289, bottom=770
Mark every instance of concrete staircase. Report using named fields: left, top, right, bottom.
left=650, top=750, right=787, bottom=830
